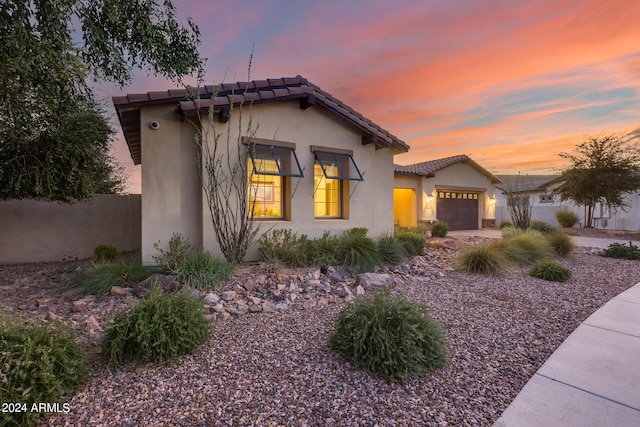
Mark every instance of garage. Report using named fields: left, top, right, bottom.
left=436, top=190, right=478, bottom=230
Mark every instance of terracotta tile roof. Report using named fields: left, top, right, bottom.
left=113, top=75, right=409, bottom=165
left=394, top=155, right=502, bottom=184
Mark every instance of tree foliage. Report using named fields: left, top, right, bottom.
left=553, top=135, right=640, bottom=227
left=0, top=0, right=203, bottom=202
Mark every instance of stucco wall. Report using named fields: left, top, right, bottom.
left=140, top=100, right=398, bottom=262
left=0, top=194, right=141, bottom=264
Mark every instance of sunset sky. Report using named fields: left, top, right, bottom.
left=98, top=0, right=640, bottom=193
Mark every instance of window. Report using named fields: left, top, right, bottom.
left=246, top=139, right=303, bottom=219
left=539, top=194, right=554, bottom=203
left=312, top=147, right=363, bottom=218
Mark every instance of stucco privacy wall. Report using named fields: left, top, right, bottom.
left=199, top=100, right=396, bottom=261
left=0, top=194, right=141, bottom=264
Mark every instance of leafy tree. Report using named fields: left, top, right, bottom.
left=553, top=135, right=640, bottom=227
left=0, top=0, right=203, bottom=202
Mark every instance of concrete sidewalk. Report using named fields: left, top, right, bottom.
left=494, top=283, right=640, bottom=426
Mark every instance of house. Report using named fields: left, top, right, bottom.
left=393, top=155, right=501, bottom=230
left=496, top=175, right=640, bottom=230
left=113, top=76, right=409, bottom=262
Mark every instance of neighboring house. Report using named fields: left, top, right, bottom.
left=496, top=175, right=640, bottom=230
left=113, top=76, right=409, bottom=262
left=393, top=155, right=501, bottom=230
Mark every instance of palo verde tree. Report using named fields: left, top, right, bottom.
left=553, top=134, right=640, bottom=227
left=0, top=0, right=204, bottom=202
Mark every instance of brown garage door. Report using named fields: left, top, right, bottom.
left=436, top=191, right=479, bottom=230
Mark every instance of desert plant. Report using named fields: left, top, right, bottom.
left=397, top=224, right=429, bottom=236
left=394, top=231, right=426, bottom=256
left=530, top=260, right=572, bottom=282
left=343, top=227, right=369, bottom=238
left=555, top=210, right=580, bottom=228
left=171, top=249, right=234, bottom=290
left=430, top=221, right=448, bottom=238
left=529, top=220, right=556, bottom=234
left=338, top=233, right=383, bottom=273
left=153, top=232, right=193, bottom=271
left=93, top=244, right=118, bottom=262
left=69, top=259, right=158, bottom=296
left=377, top=233, right=407, bottom=265
left=502, top=230, right=553, bottom=265
left=599, top=242, right=640, bottom=260
left=455, top=243, right=511, bottom=274
left=499, top=221, right=514, bottom=229
left=1, top=315, right=88, bottom=426
left=546, top=231, right=576, bottom=257
left=329, top=290, right=448, bottom=383
left=258, top=229, right=310, bottom=267
left=305, top=231, right=342, bottom=266
left=102, top=285, right=211, bottom=368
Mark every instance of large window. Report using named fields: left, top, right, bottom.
left=312, top=147, right=363, bottom=219
left=246, top=139, right=303, bottom=219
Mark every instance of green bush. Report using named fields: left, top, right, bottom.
left=153, top=232, right=193, bottom=271
left=455, top=243, right=511, bottom=274
left=530, top=260, right=572, bottom=282
left=502, top=230, right=553, bottom=265
left=305, top=231, right=342, bottom=266
left=343, top=227, right=369, bottom=238
left=69, top=259, right=158, bottom=296
left=397, top=224, right=429, bottom=236
left=546, top=231, right=576, bottom=257
left=395, top=231, right=426, bottom=256
left=430, top=221, right=448, bottom=238
left=1, top=314, right=88, bottom=426
left=499, top=221, right=514, bottom=229
left=599, top=242, right=640, bottom=260
left=329, top=291, right=448, bottom=383
left=529, top=220, right=556, bottom=234
left=555, top=210, right=580, bottom=228
left=102, top=286, right=211, bottom=368
left=338, top=233, right=383, bottom=273
left=171, top=249, right=234, bottom=291
left=258, top=229, right=310, bottom=267
left=377, top=233, right=406, bottom=265
left=93, top=244, right=118, bottom=262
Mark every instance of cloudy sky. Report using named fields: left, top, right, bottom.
left=98, top=0, right=640, bottom=193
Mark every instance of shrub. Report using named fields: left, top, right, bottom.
left=599, top=242, right=640, bottom=260
left=555, top=210, right=580, bottom=228
left=499, top=221, right=514, bottom=229
left=395, top=231, right=426, bottom=256
left=502, top=230, right=553, bottom=265
left=153, top=232, right=193, bottom=271
left=258, top=229, right=310, bottom=267
left=530, top=260, right=572, bottom=282
left=171, top=249, right=234, bottom=291
left=343, top=227, right=369, bottom=238
left=1, top=314, right=88, bottom=426
left=398, top=224, right=429, bottom=236
left=102, top=286, right=211, bottom=368
left=430, top=221, right=448, bottom=238
left=305, top=231, right=342, bottom=266
left=546, top=231, right=576, bottom=257
left=69, top=259, right=158, bottom=296
left=93, top=244, right=118, bottom=262
left=338, top=233, right=383, bottom=273
left=529, top=220, right=556, bottom=234
left=377, top=233, right=406, bottom=265
left=329, top=291, right=448, bottom=383
left=455, top=243, right=510, bottom=275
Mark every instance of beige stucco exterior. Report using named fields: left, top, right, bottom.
left=138, top=100, right=397, bottom=263
left=394, top=161, right=498, bottom=229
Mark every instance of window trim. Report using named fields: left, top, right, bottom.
left=310, top=146, right=364, bottom=181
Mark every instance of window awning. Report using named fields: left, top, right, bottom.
left=249, top=143, right=304, bottom=177
left=313, top=150, right=364, bottom=181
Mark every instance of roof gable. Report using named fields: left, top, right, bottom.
left=395, top=155, right=501, bottom=184
left=113, top=75, right=409, bottom=165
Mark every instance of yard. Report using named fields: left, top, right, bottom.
left=2, top=234, right=639, bottom=426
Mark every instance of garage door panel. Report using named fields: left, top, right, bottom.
left=437, top=192, right=478, bottom=230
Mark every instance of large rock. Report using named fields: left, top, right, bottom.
left=356, top=273, right=395, bottom=289
left=133, top=274, right=179, bottom=297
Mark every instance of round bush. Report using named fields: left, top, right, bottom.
left=529, top=220, right=556, bottom=234
left=499, top=221, right=514, bottom=229
left=530, top=260, right=572, bottom=282
left=377, top=234, right=406, bottom=265
left=329, top=291, right=448, bottom=383
left=93, top=244, right=118, bottom=262
left=1, top=315, right=88, bottom=426
left=455, top=243, right=510, bottom=274
left=102, top=286, right=211, bottom=368
left=172, top=249, right=234, bottom=290
left=546, top=231, right=576, bottom=257
left=338, top=234, right=383, bottom=273
left=430, top=221, right=448, bottom=238
left=502, top=230, right=553, bottom=265
left=555, top=210, right=579, bottom=228
left=395, top=232, right=426, bottom=256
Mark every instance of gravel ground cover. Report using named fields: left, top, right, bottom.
left=2, top=237, right=639, bottom=426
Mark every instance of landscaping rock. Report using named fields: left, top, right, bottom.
left=110, top=286, right=127, bottom=297
left=204, top=293, right=220, bottom=304
left=356, top=272, right=395, bottom=289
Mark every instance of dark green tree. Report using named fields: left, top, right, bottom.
left=0, top=0, right=203, bottom=202
left=553, top=135, right=640, bottom=227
